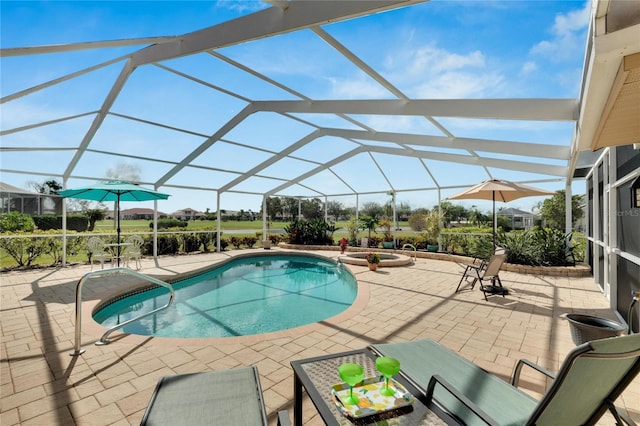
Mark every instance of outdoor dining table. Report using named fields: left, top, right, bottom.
left=104, top=242, right=132, bottom=267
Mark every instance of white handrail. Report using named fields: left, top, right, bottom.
left=402, top=243, right=417, bottom=262
left=70, top=268, right=174, bottom=356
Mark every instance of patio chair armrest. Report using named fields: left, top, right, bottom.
left=277, top=410, right=291, bottom=426
left=606, top=401, right=638, bottom=426
left=511, top=359, right=556, bottom=387
left=426, top=374, right=500, bottom=426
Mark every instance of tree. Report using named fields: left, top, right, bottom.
left=282, top=197, right=299, bottom=220
left=265, top=196, right=282, bottom=220
left=408, top=212, right=427, bottom=231
left=300, top=198, right=323, bottom=219
left=361, top=201, right=384, bottom=218
left=397, top=201, right=412, bottom=219
left=359, top=215, right=379, bottom=240
left=86, top=209, right=106, bottom=231
left=326, top=200, right=344, bottom=221
left=28, top=179, right=62, bottom=194
left=540, top=190, right=585, bottom=230
left=468, top=205, right=483, bottom=226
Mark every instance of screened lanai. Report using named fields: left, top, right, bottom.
left=1, top=0, right=587, bottom=214
left=1, top=0, right=639, bottom=318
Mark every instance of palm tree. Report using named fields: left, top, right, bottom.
left=359, top=216, right=379, bottom=241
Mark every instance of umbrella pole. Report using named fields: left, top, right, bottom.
left=117, top=195, right=121, bottom=267
left=493, top=192, right=496, bottom=248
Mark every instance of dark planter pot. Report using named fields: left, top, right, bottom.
left=426, top=244, right=439, bottom=252
left=566, top=314, right=626, bottom=345
left=382, top=241, right=395, bottom=249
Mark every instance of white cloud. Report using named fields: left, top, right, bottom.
left=329, top=75, right=390, bottom=99
left=377, top=43, right=502, bottom=98
left=520, top=61, right=538, bottom=76
left=402, top=44, right=485, bottom=76
left=530, top=3, right=590, bottom=62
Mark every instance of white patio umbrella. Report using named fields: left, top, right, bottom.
left=448, top=179, right=554, bottom=245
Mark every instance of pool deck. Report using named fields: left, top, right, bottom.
left=1, top=248, right=638, bottom=425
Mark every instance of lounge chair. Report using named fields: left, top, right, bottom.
left=370, top=335, right=640, bottom=426
left=456, top=247, right=507, bottom=300
left=141, top=366, right=291, bottom=426
left=87, top=237, right=111, bottom=270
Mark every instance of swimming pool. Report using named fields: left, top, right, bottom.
left=92, top=253, right=357, bottom=338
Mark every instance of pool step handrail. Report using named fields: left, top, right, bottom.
left=70, top=268, right=175, bottom=356
left=402, top=243, right=417, bottom=262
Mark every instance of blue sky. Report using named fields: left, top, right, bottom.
left=1, top=0, right=590, bottom=215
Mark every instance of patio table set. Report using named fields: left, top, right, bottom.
left=140, top=335, right=640, bottom=426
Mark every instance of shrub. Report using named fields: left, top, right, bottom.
left=0, top=212, right=35, bottom=232
left=284, top=218, right=333, bottom=245
left=198, top=231, right=215, bottom=252
left=32, top=215, right=88, bottom=231
left=268, top=234, right=282, bottom=244
left=368, top=236, right=382, bottom=248
left=154, top=219, right=188, bottom=230
left=0, top=233, right=47, bottom=266
left=153, top=235, right=180, bottom=255
left=529, top=227, right=575, bottom=266
left=407, top=213, right=426, bottom=232
left=182, top=233, right=200, bottom=252
left=229, top=236, right=243, bottom=249
left=243, top=236, right=257, bottom=248
left=219, top=238, right=229, bottom=251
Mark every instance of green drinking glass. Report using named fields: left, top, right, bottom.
left=338, top=363, right=365, bottom=405
left=375, top=356, right=401, bottom=397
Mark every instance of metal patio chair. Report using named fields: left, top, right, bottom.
left=371, top=335, right=640, bottom=426
left=456, top=247, right=508, bottom=300
left=124, top=234, right=144, bottom=269
left=141, top=366, right=291, bottom=426
left=87, top=237, right=111, bottom=270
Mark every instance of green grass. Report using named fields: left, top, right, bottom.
left=0, top=219, right=416, bottom=269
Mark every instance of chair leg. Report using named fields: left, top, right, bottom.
left=456, top=266, right=473, bottom=292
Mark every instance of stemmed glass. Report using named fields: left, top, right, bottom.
left=375, top=356, right=401, bottom=397
left=338, top=363, right=365, bottom=405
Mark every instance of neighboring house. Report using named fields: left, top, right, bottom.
left=120, top=208, right=167, bottom=220
left=172, top=208, right=205, bottom=221
left=0, top=181, right=62, bottom=215
left=496, top=207, right=535, bottom=231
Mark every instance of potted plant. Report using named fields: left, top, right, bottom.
left=365, top=252, right=380, bottom=271
left=424, top=210, right=443, bottom=252
left=379, top=218, right=395, bottom=249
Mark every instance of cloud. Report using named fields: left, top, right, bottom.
left=404, top=45, right=485, bottom=76
left=214, top=0, right=267, bottom=15
left=520, top=61, right=538, bottom=76
left=529, top=3, right=590, bottom=62
left=328, top=75, right=390, bottom=99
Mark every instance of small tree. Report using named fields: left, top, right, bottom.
left=540, top=190, right=585, bottom=230
left=359, top=216, right=379, bottom=240
left=345, top=215, right=359, bottom=244
left=86, top=209, right=106, bottom=231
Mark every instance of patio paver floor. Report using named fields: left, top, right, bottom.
left=1, top=248, right=638, bottom=425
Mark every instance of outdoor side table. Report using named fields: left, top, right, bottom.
left=290, top=348, right=450, bottom=426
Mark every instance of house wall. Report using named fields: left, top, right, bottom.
left=586, top=145, right=640, bottom=332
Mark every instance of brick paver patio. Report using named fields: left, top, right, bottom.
left=1, top=248, right=638, bottom=425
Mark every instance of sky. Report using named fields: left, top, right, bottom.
left=0, top=0, right=591, bottom=216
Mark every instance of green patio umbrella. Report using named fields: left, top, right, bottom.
left=59, top=181, right=170, bottom=266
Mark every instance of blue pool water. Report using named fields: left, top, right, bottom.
left=93, top=254, right=357, bottom=338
